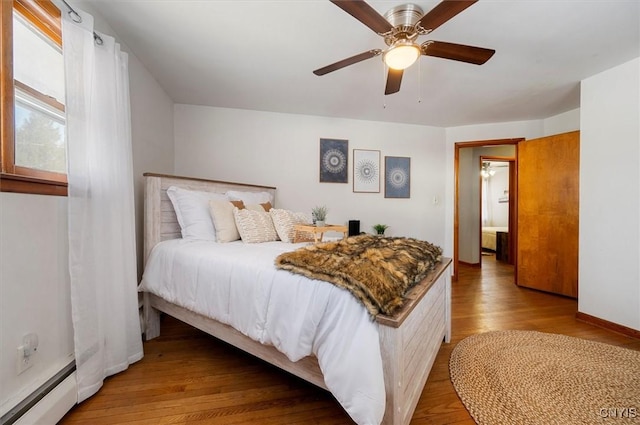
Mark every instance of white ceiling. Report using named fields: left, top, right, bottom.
left=81, top=0, right=639, bottom=127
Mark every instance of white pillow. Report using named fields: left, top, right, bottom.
left=226, top=190, right=273, bottom=206
left=270, top=209, right=311, bottom=243
left=166, top=186, right=227, bottom=240
left=233, top=208, right=278, bottom=243
left=245, top=201, right=272, bottom=212
left=209, top=200, right=241, bottom=243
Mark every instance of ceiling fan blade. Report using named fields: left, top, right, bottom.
left=417, top=0, right=477, bottom=33
left=330, top=0, right=394, bottom=35
left=422, top=41, right=495, bottom=65
left=385, top=68, right=403, bottom=95
left=313, top=49, right=381, bottom=76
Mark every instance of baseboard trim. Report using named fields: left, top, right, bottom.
left=2, top=362, right=76, bottom=425
left=459, top=261, right=481, bottom=268
left=576, top=312, right=640, bottom=340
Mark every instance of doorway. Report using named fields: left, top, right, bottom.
left=480, top=157, right=515, bottom=265
left=453, top=138, right=522, bottom=281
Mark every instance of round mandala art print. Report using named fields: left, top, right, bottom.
left=323, top=149, right=347, bottom=174
left=387, top=167, right=408, bottom=189
left=356, top=159, right=379, bottom=183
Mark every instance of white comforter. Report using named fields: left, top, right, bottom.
left=139, top=239, right=385, bottom=425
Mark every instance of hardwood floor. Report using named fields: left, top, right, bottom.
left=59, top=255, right=640, bottom=424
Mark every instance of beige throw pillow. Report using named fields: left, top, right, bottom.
left=270, top=209, right=311, bottom=243
left=233, top=208, right=278, bottom=243
left=209, top=200, right=241, bottom=243
left=245, top=202, right=272, bottom=212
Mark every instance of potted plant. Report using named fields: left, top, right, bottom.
left=372, top=224, right=388, bottom=235
left=312, top=205, right=328, bottom=227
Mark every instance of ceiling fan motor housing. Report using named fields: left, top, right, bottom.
left=383, top=3, right=424, bottom=45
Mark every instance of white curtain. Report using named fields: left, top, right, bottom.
left=482, top=177, right=491, bottom=226
left=63, top=8, right=143, bottom=403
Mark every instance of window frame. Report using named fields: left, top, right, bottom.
left=1, top=0, right=67, bottom=196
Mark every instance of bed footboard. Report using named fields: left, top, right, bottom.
left=377, top=258, right=452, bottom=425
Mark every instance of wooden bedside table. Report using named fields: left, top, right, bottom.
left=293, top=224, right=348, bottom=243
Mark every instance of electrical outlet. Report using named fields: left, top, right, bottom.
left=16, top=333, right=38, bottom=375
left=16, top=345, right=33, bottom=375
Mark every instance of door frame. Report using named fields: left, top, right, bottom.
left=453, top=138, right=523, bottom=281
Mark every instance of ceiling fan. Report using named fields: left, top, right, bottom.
left=313, top=0, right=495, bottom=95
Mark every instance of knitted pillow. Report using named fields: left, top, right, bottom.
left=233, top=208, right=278, bottom=243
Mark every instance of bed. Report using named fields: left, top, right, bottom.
left=481, top=226, right=508, bottom=251
left=140, top=172, right=452, bottom=425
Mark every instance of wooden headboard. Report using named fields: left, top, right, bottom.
left=143, top=172, right=276, bottom=266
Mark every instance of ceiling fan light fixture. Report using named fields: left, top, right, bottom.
left=481, top=162, right=496, bottom=178
left=383, top=41, right=421, bottom=70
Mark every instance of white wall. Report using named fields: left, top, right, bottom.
left=174, top=105, right=447, bottom=246
left=579, top=57, right=640, bottom=331
left=0, top=2, right=175, bottom=419
left=127, top=52, right=175, bottom=279
left=0, top=194, right=74, bottom=416
left=543, top=108, right=580, bottom=136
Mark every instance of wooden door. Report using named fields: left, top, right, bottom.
left=517, top=131, right=579, bottom=297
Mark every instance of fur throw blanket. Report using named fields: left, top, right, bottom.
left=275, top=234, right=443, bottom=316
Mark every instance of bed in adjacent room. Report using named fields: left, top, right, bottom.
left=139, top=172, right=452, bottom=425
left=481, top=226, right=508, bottom=251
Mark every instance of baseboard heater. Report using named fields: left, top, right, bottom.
left=1, top=361, right=76, bottom=425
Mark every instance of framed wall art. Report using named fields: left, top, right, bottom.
left=319, top=138, right=348, bottom=183
left=353, top=149, right=380, bottom=193
left=385, top=156, right=411, bottom=198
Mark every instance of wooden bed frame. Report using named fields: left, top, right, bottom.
left=142, top=172, right=452, bottom=425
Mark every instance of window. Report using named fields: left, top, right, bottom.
left=1, top=0, right=67, bottom=196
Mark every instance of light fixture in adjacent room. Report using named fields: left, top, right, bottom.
left=481, top=162, right=496, bottom=178
left=383, top=40, right=421, bottom=70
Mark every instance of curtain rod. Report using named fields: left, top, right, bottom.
left=60, top=0, right=104, bottom=45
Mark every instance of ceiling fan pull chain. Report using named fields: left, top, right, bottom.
left=418, top=58, right=422, bottom=104
left=382, top=63, right=387, bottom=109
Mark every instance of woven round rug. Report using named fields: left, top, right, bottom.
left=450, top=330, right=640, bottom=425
